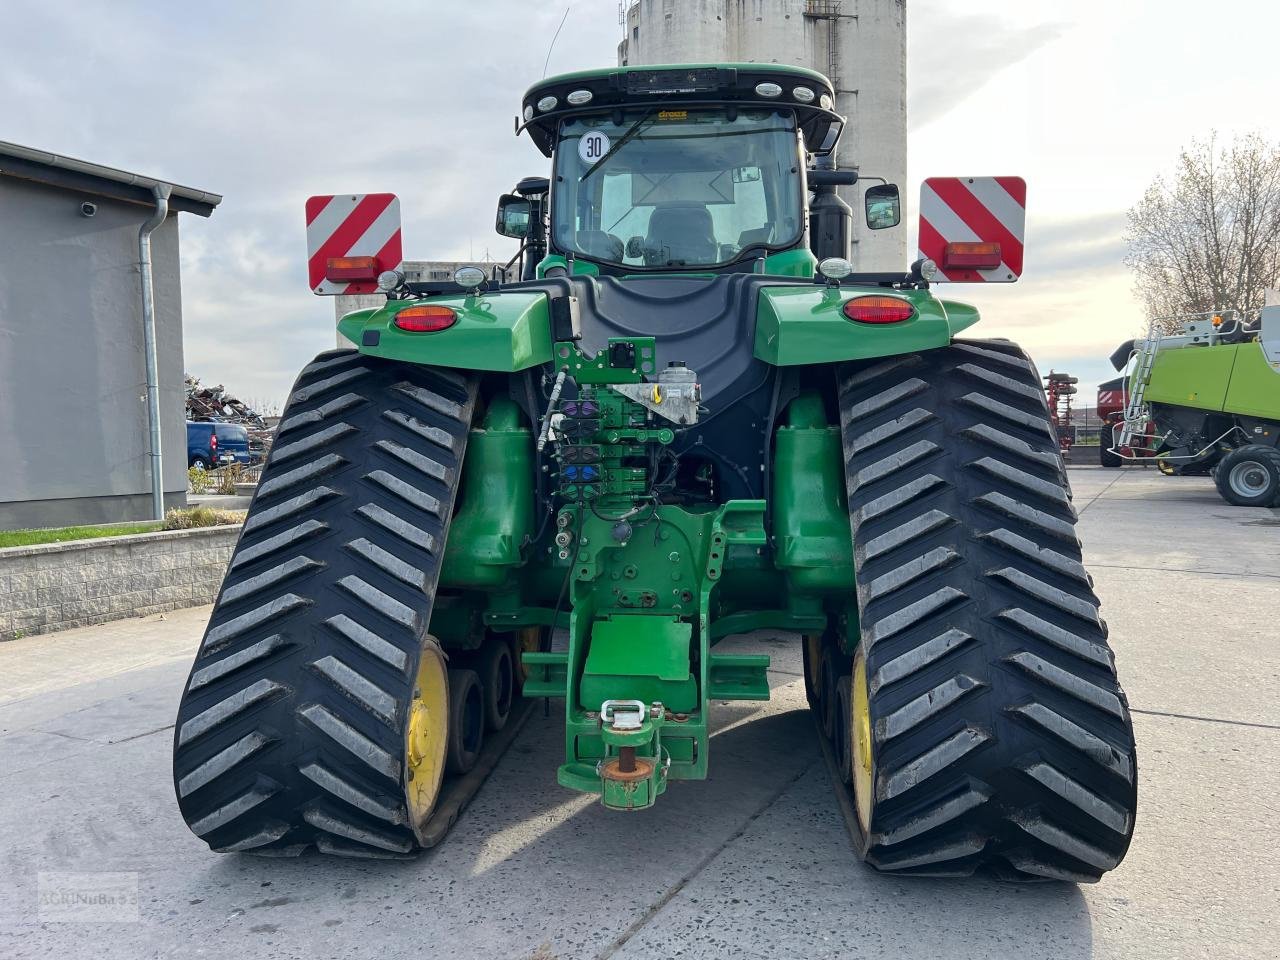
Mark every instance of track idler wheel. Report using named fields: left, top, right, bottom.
left=818, top=645, right=839, bottom=741
left=446, top=669, right=485, bottom=775
left=802, top=634, right=822, bottom=708
left=477, top=637, right=516, bottom=732
left=833, top=676, right=853, bottom=787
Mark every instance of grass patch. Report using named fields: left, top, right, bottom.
left=0, top=507, right=245, bottom=549
left=0, top=522, right=164, bottom=548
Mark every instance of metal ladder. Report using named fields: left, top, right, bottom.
left=1116, top=322, right=1161, bottom=450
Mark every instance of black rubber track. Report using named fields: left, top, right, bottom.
left=835, top=340, right=1137, bottom=881
left=172, top=350, right=476, bottom=857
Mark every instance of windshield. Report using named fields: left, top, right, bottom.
left=551, top=109, right=803, bottom=269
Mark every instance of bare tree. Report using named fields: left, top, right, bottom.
left=1125, top=133, right=1280, bottom=334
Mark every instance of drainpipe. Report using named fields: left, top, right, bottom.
left=139, top=183, right=171, bottom=521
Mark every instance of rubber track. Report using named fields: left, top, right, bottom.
left=835, top=341, right=1137, bottom=881
left=172, top=350, right=477, bottom=856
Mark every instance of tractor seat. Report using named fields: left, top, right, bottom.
left=645, top=204, right=717, bottom=265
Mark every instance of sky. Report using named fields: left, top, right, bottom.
left=2, top=0, right=1277, bottom=407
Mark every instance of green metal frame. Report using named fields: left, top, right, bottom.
left=422, top=332, right=880, bottom=809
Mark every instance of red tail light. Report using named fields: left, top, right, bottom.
left=394, top=305, right=457, bottom=332
left=325, top=256, right=380, bottom=282
left=942, top=241, right=1002, bottom=270
left=842, top=295, right=916, bottom=324
left=209, top=432, right=217, bottom=450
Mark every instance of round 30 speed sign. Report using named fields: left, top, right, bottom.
left=579, top=131, right=611, bottom=165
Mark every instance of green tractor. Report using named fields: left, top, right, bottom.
left=173, top=63, right=1137, bottom=881
left=1108, top=307, right=1280, bottom=505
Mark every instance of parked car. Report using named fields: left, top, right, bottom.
left=186, top=421, right=252, bottom=469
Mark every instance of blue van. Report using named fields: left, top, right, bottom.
left=186, top=421, right=252, bottom=469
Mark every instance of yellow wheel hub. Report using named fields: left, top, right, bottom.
left=804, top=633, right=823, bottom=694
left=404, top=640, right=449, bottom=838
left=516, top=626, right=542, bottom=682
left=851, top=649, right=875, bottom=836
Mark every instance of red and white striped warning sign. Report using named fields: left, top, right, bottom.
left=918, top=177, right=1026, bottom=283
left=305, top=193, right=403, bottom=295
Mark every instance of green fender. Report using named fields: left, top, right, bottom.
left=755, top=286, right=981, bottom=365
left=337, top=293, right=553, bottom=372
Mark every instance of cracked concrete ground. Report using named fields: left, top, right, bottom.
left=1, top=465, right=1277, bottom=959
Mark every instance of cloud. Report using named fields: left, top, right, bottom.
left=908, top=6, right=1067, bottom=129
left=1027, top=211, right=1128, bottom=280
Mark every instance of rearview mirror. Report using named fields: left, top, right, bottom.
left=495, top=194, right=531, bottom=239
left=864, top=184, right=901, bottom=230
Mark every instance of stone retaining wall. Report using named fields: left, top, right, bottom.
left=0, top=525, right=240, bottom=640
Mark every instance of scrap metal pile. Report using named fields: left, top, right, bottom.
left=184, top=374, right=273, bottom=459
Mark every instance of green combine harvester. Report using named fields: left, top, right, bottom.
left=1108, top=308, right=1280, bottom=505
left=173, top=63, right=1137, bottom=881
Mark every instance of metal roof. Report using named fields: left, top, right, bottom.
left=0, top=140, right=221, bottom=217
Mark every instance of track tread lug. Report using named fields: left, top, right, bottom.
left=270, top=422, right=360, bottom=463
left=297, top=703, right=401, bottom=780
left=276, top=392, right=367, bottom=436
left=189, top=777, right=281, bottom=836
left=256, top=454, right=348, bottom=499
left=1006, top=652, right=1125, bottom=717
left=299, top=761, right=405, bottom=824
left=188, top=635, right=289, bottom=691
left=303, top=808, right=414, bottom=853
left=876, top=674, right=985, bottom=742
left=178, top=678, right=288, bottom=746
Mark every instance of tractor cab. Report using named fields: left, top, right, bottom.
left=499, top=64, right=897, bottom=279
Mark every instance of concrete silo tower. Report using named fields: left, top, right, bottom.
left=618, top=0, right=907, bottom=270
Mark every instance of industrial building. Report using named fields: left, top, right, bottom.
left=619, top=0, right=907, bottom=270
left=0, top=141, right=220, bottom=529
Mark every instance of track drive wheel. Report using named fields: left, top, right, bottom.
left=172, top=350, right=478, bottom=856
left=833, top=341, right=1137, bottom=881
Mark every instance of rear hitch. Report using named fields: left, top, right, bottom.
left=595, top=700, right=669, bottom=811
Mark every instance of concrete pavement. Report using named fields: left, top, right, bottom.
left=1, top=465, right=1277, bottom=959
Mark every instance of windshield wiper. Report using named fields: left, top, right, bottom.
left=579, top=110, right=654, bottom=182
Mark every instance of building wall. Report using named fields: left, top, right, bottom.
left=619, top=0, right=907, bottom=270
left=0, top=177, right=188, bottom=528
left=0, top=523, right=238, bottom=640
